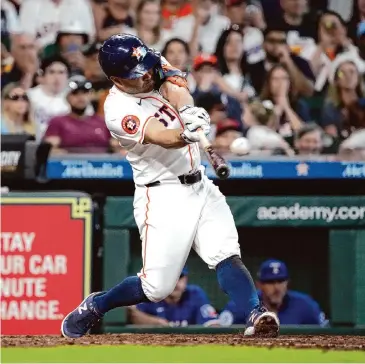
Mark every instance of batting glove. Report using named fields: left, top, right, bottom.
left=178, top=105, right=211, bottom=129
left=181, top=118, right=211, bottom=144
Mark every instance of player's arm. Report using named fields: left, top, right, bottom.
left=160, top=81, right=195, bottom=111
left=144, top=117, right=187, bottom=149
left=128, top=305, right=169, bottom=326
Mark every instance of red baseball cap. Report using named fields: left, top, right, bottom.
left=193, top=54, right=218, bottom=71
left=216, top=119, right=242, bottom=136
left=225, top=0, right=246, bottom=7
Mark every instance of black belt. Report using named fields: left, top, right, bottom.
left=145, top=170, right=202, bottom=187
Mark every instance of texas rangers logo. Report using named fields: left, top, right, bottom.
left=132, top=46, right=147, bottom=61
left=122, top=115, right=140, bottom=135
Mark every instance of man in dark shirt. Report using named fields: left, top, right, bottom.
left=269, top=0, right=318, bottom=40
left=246, top=26, right=315, bottom=97
left=220, top=259, right=328, bottom=326
left=43, top=75, right=115, bottom=153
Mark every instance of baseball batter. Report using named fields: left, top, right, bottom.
left=61, top=34, right=279, bottom=338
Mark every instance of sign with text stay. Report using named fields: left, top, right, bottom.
left=0, top=193, right=92, bottom=335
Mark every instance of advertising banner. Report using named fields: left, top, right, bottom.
left=0, top=195, right=92, bottom=335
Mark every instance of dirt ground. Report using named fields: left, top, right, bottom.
left=2, top=334, right=365, bottom=351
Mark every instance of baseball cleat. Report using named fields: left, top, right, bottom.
left=61, top=292, right=105, bottom=338
left=244, top=305, right=280, bottom=337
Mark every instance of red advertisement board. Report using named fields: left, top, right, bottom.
left=0, top=196, right=91, bottom=335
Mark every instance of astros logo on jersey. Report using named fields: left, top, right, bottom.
left=122, top=115, right=140, bottom=134
left=132, top=46, right=147, bottom=61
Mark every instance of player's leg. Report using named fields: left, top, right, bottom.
left=193, top=178, right=279, bottom=337
left=61, top=184, right=200, bottom=338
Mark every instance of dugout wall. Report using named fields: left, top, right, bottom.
left=103, top=196, right=365, bottom=332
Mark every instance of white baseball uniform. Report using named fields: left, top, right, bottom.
left=104, top=81, right=240, bottom=303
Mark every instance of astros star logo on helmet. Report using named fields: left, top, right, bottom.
left=132, top=46, right=147, bottom=61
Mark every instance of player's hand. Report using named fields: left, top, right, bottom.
left=181, top=116, right=211, bottom=144
left=178, top=105, right=211, bottom=128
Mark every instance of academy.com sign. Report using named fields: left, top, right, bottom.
left=257, top=203, right=365, bottom=223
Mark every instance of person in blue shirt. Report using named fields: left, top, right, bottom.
left=129, top=267, right=219, bottom=327
left=219, top=259, right=328, bottom=327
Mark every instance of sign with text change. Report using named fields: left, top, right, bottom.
left=0, top=195, right=92, bottom=334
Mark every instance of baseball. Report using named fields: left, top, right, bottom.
left=230, top=137, right=251, bottom=155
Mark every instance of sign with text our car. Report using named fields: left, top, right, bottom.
left=0, top=193, right=92, bottom=335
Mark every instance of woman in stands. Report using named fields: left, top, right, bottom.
left=215, top=25, right=256, bottom=100
left=1, top=82, right=35, bottom=135
left=94, top=0, right=135, bottom=41
left=321, top=55, right=365, bottom=139
left=134, top=0, right=171, bottom=51
left=244, top=64, right=311, bottom=138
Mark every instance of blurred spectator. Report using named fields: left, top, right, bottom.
left=1, top=0, right=21, bottom=49
left=162, top=37, right=190, bottom=72
left=1, top=33, right=39, bottom=90
left=339, top=128, right=365, bottom=160
left=214, top=118, right=243, bottom=154
left=94, top=0, right=134, bottom=41
left=245, top=65, right=310, bottom=138
left=128, top=267, right=219, bottom=327
left=244, top=100, right=294, bottom=155
left=19, top=0, right=95, bottom=49
left=43, top=75, right=115, bottom=154
left=245, top=26, right=315, bottom=97
left=270, top=0, right=318, bottom=40
left=348, top=0, right=365, bottom=42
left=27, top=55, right=71, bottom=139
left=161, top=0, right=192, bottom=30
left=132, top=0, right=172, bottom=51
left=215, top=25, right=256, bottom=98
left=321, top=54, right=365, bottom=139
left=195, top=92, right=228, bottom=140
left=224, top=1, right=265, bottom=65
left=294, top=123, right=324, bottom=155
left=82, top=42, right=113, bottom=116
left=219, top=259, right=328, bottom=326
left=305, top=11, right=364, bottom=92
left=172, top=0, right=230, bottom=55
left=357, top=21, right=365, bottom=60
left=190, top=54, right=243, bottom=122
left=42, top=21, right=89, bottom=75
left=1, top=82, right=35, bottom=135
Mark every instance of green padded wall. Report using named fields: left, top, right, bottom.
left=330, top=230, right=365, bottom=325
left=103, top=229, right=130, bottom=325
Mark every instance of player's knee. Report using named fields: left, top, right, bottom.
left=141, top=278, right=175, bottom=302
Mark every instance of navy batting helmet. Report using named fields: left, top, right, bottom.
left=98, top=34, right=160, bottom=80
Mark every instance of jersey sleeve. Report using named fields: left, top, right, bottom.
left=104, top=94, right=156, bottom=147
left=192, top=287, right=218, bottom=326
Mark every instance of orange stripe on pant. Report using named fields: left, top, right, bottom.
left=142, top=187, right=151, bottom=278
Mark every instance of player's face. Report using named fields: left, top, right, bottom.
left=165, top=276, right=187, bottom=304
left=260, top=280, right=288, bottom=307
left=112, top=69, right=155, bottom=94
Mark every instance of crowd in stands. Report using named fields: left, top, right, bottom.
left=1, top=0, right=365, bottom=157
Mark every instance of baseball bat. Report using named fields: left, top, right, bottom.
left=197, top=129, right=230, bottom=180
